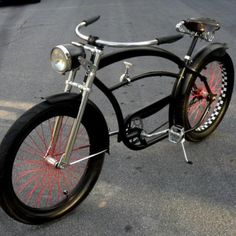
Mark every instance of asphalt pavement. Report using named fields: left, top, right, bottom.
left=0, top=0, right=236, bottom=235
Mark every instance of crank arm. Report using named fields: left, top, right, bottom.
left=141, top=129, right=169, bottom=138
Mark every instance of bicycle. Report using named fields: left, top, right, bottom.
left=0, top=16, right=234, bottom=224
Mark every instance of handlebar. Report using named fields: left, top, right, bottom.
left=75, top=16, right=183, bottom=48
left=83, top=15, right=101, bottom=27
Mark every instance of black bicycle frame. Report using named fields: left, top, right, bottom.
left=94, top=47, right=185, bottom=150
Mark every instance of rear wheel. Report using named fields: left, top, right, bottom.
left=0, top=100, right=105, bottom=224
left=175, top=53, right=234, bottom=142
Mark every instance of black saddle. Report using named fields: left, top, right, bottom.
left=184, top=18, right=220, bottom=33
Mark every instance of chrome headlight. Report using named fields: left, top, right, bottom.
left=50, top=44, right=85, bottom=74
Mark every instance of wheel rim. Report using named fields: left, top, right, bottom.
left=12, top=116, right=90, bottom=209
left=187, top=61, right=227, bottom=131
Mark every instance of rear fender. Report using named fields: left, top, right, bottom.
left=169, top=43, right=228, bottom=125
left=180, top=43, right=227, bottom=95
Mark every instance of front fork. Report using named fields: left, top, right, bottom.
left=46, top=47, right=103, bottom=168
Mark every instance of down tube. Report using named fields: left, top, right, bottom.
left=95, top=47, right=184, bottom=141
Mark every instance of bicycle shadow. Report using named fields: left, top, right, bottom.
left=0, top=1, right=40, bottom=7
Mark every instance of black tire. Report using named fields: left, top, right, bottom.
left=0, top=99, right=105, bottom=224
left=174, top=53, right=234, bottom=142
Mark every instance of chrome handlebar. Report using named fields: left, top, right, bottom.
left=75, top=22, right=90, bottom=42
left=75, top=21, right=158, bottom=48
left=76, top=16, right=217, bottom=48
left=95, top=39, right=159, bottom=48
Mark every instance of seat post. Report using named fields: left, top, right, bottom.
left=184, top=35, right=199, bottom=64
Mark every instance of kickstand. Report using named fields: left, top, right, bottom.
left=181, top=138, right=193, bottom=165
left=169, top=126, right=193, bottom=165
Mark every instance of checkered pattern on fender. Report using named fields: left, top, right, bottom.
left=196, top=63, right=227, bottom=131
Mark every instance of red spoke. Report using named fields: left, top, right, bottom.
left=27, top=134, right=45, bottom=157
left=13, top=115, right=90, bottom=209
left=15, top=166, right=45, bottom=182
left=46, top=169, right=62, bottom=207
left=36, top=170, right=52, bottom=207
left=209, top=63, right=217, bottom=87
left=16, top=171, right=44, bottom=194
left=194, top=104, right=205, bottom=124
left=205, top=63, right=223, bottom=96
left=46, top=176, right=55, bottom=207
left=189, top=99, right=200, bottom=114
left=48, top=118, right=58, bottom=155
left=60, top=171, right=76, bottom=192
left=211, top=64, right=222, bottom=90
left=44, top=167, right=61, bottom=207
left=72, top=144, right=90, bottom=152
left=36, top=124, right=49, bottom=151
left=14, top=159, right=44, bottom=167
left=188, top=98, right=205, bottom=125
left=188, top=62, right=224, bottom=128
left=25, top=172, right=46, bottom=204
left=48, top=117, right=54, bottom=139
left=58, top=117, right=70, bottom=153
left=192, top=107, right=202, bottom=124
left=19, top=146, right=44, bottom=158
left=53, top=144, right=90, bottom=157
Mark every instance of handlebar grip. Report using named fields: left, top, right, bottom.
left=156, top=34, right=183, bottom=45
left=83, top=15, right=101, bottom=27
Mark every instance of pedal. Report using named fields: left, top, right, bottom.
left=169, top=125, right=193, bottom=164
left=168, top=125, right=184, bottom=144
left=126, top=127, right=147, bottom=145
left=126, top=128, right=141, bottom=140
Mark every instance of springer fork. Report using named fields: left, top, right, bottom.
left=45, top=45, right=105, bottom=168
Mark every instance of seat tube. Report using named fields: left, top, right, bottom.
left=58, top=47, right=103, bottom=167
left=178, top=35, right=199, bottom=81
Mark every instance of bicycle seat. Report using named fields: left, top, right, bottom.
left=183, top=18, right=220, bottom=33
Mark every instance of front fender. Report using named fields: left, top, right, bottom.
left=46, top=92, right=81, bottom=103
left=46, top=93, right=110, bottom=153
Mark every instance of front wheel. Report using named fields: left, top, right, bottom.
left=174, top=53, right=234, bottom=142
left=0, top=99, right=107, bottom=224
